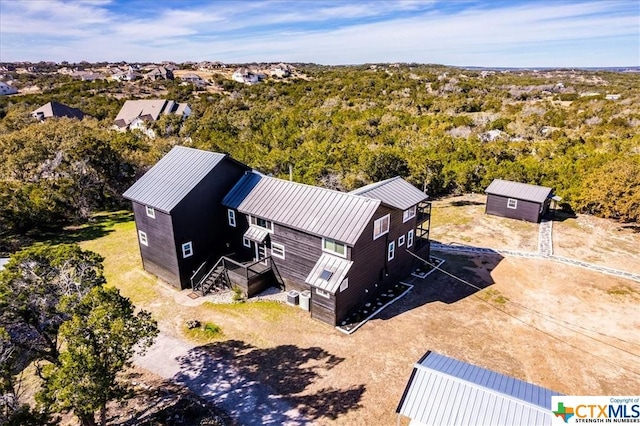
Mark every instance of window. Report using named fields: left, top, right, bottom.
left=403, top=206, right=416, bottom=223
left=319, top=269, right=333, bottom=281
left=340, top=278, right=349, bottom=292
left=323, top=238, right=346, bottom=257
left=250, top=216, right=273, bottom=231
left=398, top=235, right=405, bottom=247
left=407, top=230, right=414, bottom=248
left=315, top=288, right=330, bottom=298
left=138, top=230, right=148, bottom=246
left=388, top=241, right=395, bottom=261
left=243, top=237, right=251, bottom=248
left=507, top=198, right=518, bottom=209
left=182, top=242, right=193, bottom=258
left=228, top=209, right=236, bottom=227
left=271, top=242, right=285, bottom=259
left=373, top=214, right=390, bottom=240
left=146, top=206, right=155, bottom=218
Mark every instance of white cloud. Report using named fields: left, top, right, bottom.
left=0, top=0, right=637, bottom=66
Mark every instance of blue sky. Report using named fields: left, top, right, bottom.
left=0, top=0, right=638, bottom=67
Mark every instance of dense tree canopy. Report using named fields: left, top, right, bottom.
left=1, top=64, right=638, bottom=232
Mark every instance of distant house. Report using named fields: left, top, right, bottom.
left=144, top=66, right=174, bottom=81
left=270, top=63, right=291, bottom=78
left=179, top=73, right=207, bottom=88
left=111, top=68, right=141, bottom=81
left=123, top=147, right=250, bottom=288
left=123, top=147, right=433, bottom=326
left=113, top=99, right=191, bottom=137
left=232, top=68, right=259, bottom=84
left=31, top=101, right=85, bottom=121
left=396, top=351, right=561, bottom=426
left=485, top=179, right=554, bottom=223
left=0, top=82, right=18, bottom=96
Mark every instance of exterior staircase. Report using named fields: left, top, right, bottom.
left=191, top=257, right=231, bottom=296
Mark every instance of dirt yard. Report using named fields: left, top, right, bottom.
left=77, top=205, right=640, bottom=426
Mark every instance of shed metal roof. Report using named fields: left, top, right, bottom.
left=223, top=172, right=380, bottom=245
left=350, top=177, right=428, bottom=210
left=243, top=226, right=269, bottom=243
left=397, top=351, right=560, bottom=426
left=123, top=146, right=226, bottom=213
left=305, top=253, right=353, bottom=293
left=485, top=179, right=553, bottom=204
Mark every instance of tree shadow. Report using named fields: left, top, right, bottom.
left=547, top=209, right=577, bottom=223
left=34, top=210, right=133, bottom=246
left=619, top=225, right=640, bottom=234
left=376, top=251, right=502, bottom=321
left=172, top=340, right=365, bottom=425
left=450, top=200, right=485, bottom=207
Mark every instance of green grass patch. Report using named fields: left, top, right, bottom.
left=184, top=322, right=224, bottom=343
left=479, top=289, right=509, bottom=305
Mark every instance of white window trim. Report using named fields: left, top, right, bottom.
left=182, top=241, right=193, bottom=258
left=315, top=288, right=330, bottom=298
left=407, top=230, right=414, bottom=248
left=373, top=214, right=390, bottom=240
left=507, top=198, right=518, bottom=209
left=322, top=238, right=347, bottom=258
left=145, top=206, right=155, bottom=219
left=402, top=206, right=416, bottom=223
left=388, top=241, right=395, bottom=261
left=249, top=215, right=274, bottom=232
left=398, top=235, right=405, bottom=247
left=271, top=242, right=285, bottom=260
left=243, top=237, right=251, bottom=248
left=228, top=209, right=236, bottom=227
left=340, top=278, right=349, bottom=292
left=138, top=230, right=148, bottom=246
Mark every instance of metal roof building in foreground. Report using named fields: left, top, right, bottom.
left=485, top=179, right=552, bottom=204
left=349, top=176, right=428, bottom=210
left=123, top=146, right=227, bottom=213
left=396, top=351, right=561, bottom=426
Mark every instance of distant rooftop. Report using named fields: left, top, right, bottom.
left=350, top=176, right=427, bottom=210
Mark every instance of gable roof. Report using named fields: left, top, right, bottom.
left=123, top=146, right=227, bottom=213
left=31, top=101, right=85, bottom=120
left=114, top=99, right=189, bottom=128
left=485, top=179, right=553, bottom=204
left=223, top=173, right=380, bottom=245
left=350, top=177, right=427, bottom=210
left=397, top=351, right=560, bottom=426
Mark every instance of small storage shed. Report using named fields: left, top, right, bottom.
left=485, top=179, right=553, bottom=223
left=396, top=351, right=561, bottom=426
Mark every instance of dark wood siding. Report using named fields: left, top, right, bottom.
left=132, top=202, right=180, bottom=287
left=485, top=194, right=547, bottom=223
left=169, top=158, right=249, bottom=288
left=268, top=223, right=323, bottom=292
left=311, top=290, right=337, bottom=325
left=335, top=204, right=418, bottom=323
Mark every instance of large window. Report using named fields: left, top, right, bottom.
left=373, top=214, right=390, bottom=240
left=250, top=216, right=273, bottom=231
left=323, top=238, right=346, bottom=257
left=146, top=206, right=155, bottom=219
left=138, top=230, right=148, bottom=246
left=271, top=242, right=285, bottom=259
left=182, top=242, right=193, bottom=258
left=407, top=230, right=414, bottom=248
left=228, top=209, right=236, bottom=227
left=403, top=206, right=416, bottom=223
left=388, top=241, right=395, bottom=261
left=507, top=198, right=518, bottom=209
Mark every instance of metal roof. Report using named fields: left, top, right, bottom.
left=123, top=146, right=226, bottom=213
left=397, top=351, right=561, bottom=426
left=350, top=177, right=428, bottom=210
left=305, top=253, right=353, bottom=293
left=485, top=179, right=553, bottom=204
left=243, top=226, right=269, bottom=243
left=223, top=172, right=380, bottom=245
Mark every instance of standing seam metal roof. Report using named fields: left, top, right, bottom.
left=350, top=177, right=428, bottom=210
left=305, top=253, right=353, bottom=293
left=396, top=351, right=561, bottom=426
left=485, top=179, right=553, bottom=204
left=223, top=172, right=381, bottom=245
left=122, top=146, right=226, bottom=213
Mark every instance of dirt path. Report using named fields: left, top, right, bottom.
left=134, top=332, right=308, bottom=425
